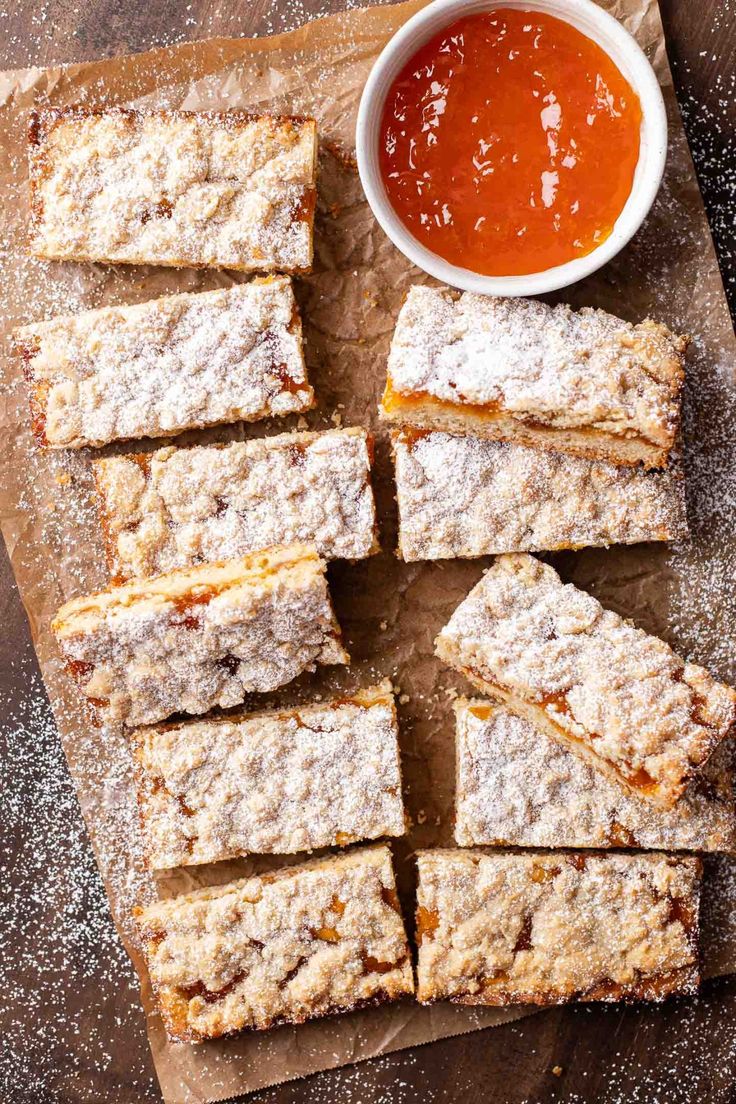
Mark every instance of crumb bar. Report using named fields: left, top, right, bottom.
left=381, top=287, right=687, bottom=469
left=15, top=277, right=312, bottom=449
left=392, top=428, right=687, bottom=561
left=29, top=107, right=317, bottom=272
left=435, top=553, right=736, bottom=808
left=134, top=682, right=405, bottom=869
left=454, top=700, right=735, bottom=852
left=415, top=849, right=701, bottom=1005
left=94, top=427, right=377, bottom=582
left=51, top=545, right=348, bottom=728
left=136, top=844, right=414, bottom=1041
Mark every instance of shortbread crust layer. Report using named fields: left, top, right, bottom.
left=454, top=700, right=735, bottom=852
left=29, top=107, right=317, bottom=272
left=95, top=427, right=377, bottom=581
left=381, top=287, right=687, bottom=468
left=415, top=850, right=701, bottom=1005
left=51, top=545, right=348, bottom=728
left=392, top=428, right=687, bottom=561
left=16, top=277, right=312, bottom=449
left=136, top=845, right=414, bottom=1042
left=134, top=682, right=405, bottom=869
left=435, top=553, right=736, bottom=808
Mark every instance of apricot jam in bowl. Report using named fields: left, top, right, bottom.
left=356, top=0, right=667, bottom=296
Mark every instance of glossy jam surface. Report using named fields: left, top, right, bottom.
left=379, top=9, right=642, bottom=276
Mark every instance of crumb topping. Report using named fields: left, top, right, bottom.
left=454, top=701, right=735, bottom=852
left=16, top=277, right=312, bottom=448
left=386, top=287, right=686, bottom=447
left=95, top=427, right=376, bottom=581
left=51, top=545, right=348, bottom=727
left=436, top=554, right=736, bottom=806
left=136, top=845, right=414, bottom=1041
left=29, top=108, right=317, bottom=272
left=134, top=683, right=405, bottom=868
left=392, top=429, right=687, bottom=561
left=416, top=849, right=701, bottom=1005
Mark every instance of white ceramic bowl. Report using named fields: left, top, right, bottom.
left=356, top=0, right=667, bottom=296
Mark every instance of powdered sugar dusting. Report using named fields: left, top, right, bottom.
left=2, top=651, right=156, bottom=1099
left=666, top=337, right=736, bottom=680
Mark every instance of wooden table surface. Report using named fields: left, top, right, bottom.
left=2, top=3, right=735, bottom=1102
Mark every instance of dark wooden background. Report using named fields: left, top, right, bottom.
left=2, top=3, right=735, bottom=1102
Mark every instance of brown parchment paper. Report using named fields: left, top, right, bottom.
left=1, top=1, right=736, bottom=1101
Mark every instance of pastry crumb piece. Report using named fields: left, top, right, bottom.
left=29, top=107, right=317, bottom=272
left=94, top=427, right=377, bottom=581
left=51, top=544, right=348, bottom=727
left=134, top=681, right=406, bottom=869
left=436, top=553, right=736, bottom=808
left=381, top=286, right=687, bottom=469
left=136, top=844, right=414, bottom=1042
left=415, top=849, right=701, bottom=1005
left=16, top=277, right=312, bottom=449
left=391, top=428, right=687, bottom=561
left=454, top=699, right=736, bottom=852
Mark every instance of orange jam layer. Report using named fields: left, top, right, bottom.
left=378, top=9, right=642, bottom=276
left=382, top=379, right=501, bottom=420
left=382, top=380, right=650, bottom=445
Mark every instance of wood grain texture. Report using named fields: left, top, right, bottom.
left=1, top=2, right=735, bottom=1102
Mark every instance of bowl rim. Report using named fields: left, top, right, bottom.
left=355, top=0, right=668, bottom=297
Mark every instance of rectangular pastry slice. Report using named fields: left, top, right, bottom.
left=29, top=107, right=317, bottom=272
left=95, top=427, right=378, bottom=582
left=133, top=682, right=405, bottom=869
left=392, top=428, right=687, bottom=561
left=15, top=277, right=312, bottom=449
left=415, top=849, right=702, bottom=1005
left=381, top=287, right=687, bottom=469
left=454, top=699, right=735, bottom=852
left=51, top=545, right=348, bottom=728
left=136, top=844, right=414, bottom=1042
left=435, top=553, right=736, bottom=809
